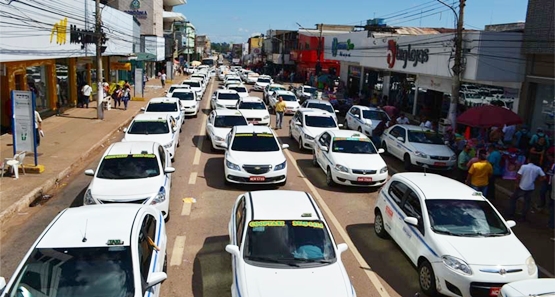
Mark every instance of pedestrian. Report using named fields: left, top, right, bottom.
left=113, top=85, right=122, bottom=109
left=419, top=116, right=432, bottom=129
left=529, top=127, right=550, bottom=147
left=396, top=113, right=410, bottom=125
left=80, top=83, right=92, bottom=108
left=143, top=73, right=148, bottom=95
left=457, top=144, right=473, bottom=183
left=514, top=125, right=531, bottom=150
left=507, top=156, right=546, bottom=221
left=466, top=150, right=493, bottom=196
left=486, top=143, right=503, bottom=200
left=274, top=96, right=286, bottom=129
left=122, top=82, right=131, bottom=110
left=529, top=135, right=548, bottom=165
left=371, top=115, right=388, bottom=148
left=160, top=71, right=167, bottom=88
left=502, top=124, right=516, bottom=145
left=537, top=147, right=554, bottom=210
left=34, top=109, right=43, bottom=147
left=548, top=171, right=555, bottom=231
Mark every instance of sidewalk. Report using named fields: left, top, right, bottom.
left=0, top=77, right=177, bottom=226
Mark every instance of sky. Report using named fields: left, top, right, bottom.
left=175, top=0, right=528, bottom=43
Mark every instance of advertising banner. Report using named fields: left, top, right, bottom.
left=11, top=90, right=38, bottom=165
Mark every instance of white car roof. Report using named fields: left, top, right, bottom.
left=182, top=80, right=200, bottom=84
left=214, top=109, right=245, bottom=116
left=274, top=90, right=294, bottom=95
left=105, top=141, right=158, bottom=156
left=234, top=125, right=274, bottom=134
left=298, top=108, right=333, bottom=117
left=259, top=75, right=271, bottom=78
left=326, top=130, right=369, bottom=139
left=171, top=89, right=195, bottom=94
left=268, top=84, right=286, bottom=89
left=132, top=113, right=170, bottom=122
left=249, top=191, right=321, bottom=221
left=169, top=84, right=190, bottom=89
left=393, top=173, right=483, bottom=200
left=351, top=105, right=383, bottom=111
left=217, top=89, right=239, bottom=94
left=148, top=97, right=179, bottom=104
left=228, top=84, right=246, bottom=88
left=240, top=96, right=263, bottom=103
left=501, top=279, right=555, bottom=296
left=37, top=205, right=146, bottom=248
left=304, top=99, right=332, bottom=105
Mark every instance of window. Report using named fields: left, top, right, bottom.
left=362, top=110, right=388, bottom=121
left=319, top=133, right=331, bottom=147
left=128, top=121, right=170, bottom=134
left=146, top=102, right=178, bottom=112
left=139, top=215, right=157, bottom=282
left=407, top=131, right=444, bottom=144
left=235, top=197, right=246, bottom=247
left=214, top=115, right=248, bottom=128
left=307, top=103, right=334, bottom=114
left=388, top=181, right=408, bottom=206
left=279, top=94, right=297, bottom=102
left=402, top=191, right=422, bottom=219
left=238, top=102, right=265, bottom=110
left=305, top=116, right=337, bottom=128
left=27, top=65, right=50, bottom=111
left=390, top=126, right=405, bottom=140
left=172, top=92, right=195, bottom=101
left=218, top=93, right=240, bottom=100
left=350, top=107, right=359, bottom=116
left=331, top=139, right=377, bottom=154
left=96, top=154, right=160, bottom=179
left=158, top=146, right=166, bottom=168
left=231, top=133, right=280, bottom=152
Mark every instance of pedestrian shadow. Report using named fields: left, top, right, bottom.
left=295, top=159, right=377, bottom=193
left=277, top=136, right=310, bottom=155
left=192, top=235, right=232, bottom=297
left=59, top=115, right=97, bottom=120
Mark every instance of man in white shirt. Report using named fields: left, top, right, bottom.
left=34, top=110, right=43, bottom=146
left=420, top=117, right=432, bottom=129
left=507, top=156, right=546, bottom=221
left=396, top=113, right=410, bottom=125
left=81, top=83, right=92, bottom=108
left=502, top=124, right=516, bottom=145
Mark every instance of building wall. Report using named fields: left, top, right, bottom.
left=523, top=0, right=555, bottom=54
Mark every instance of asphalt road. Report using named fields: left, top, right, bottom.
left=0, top=77, right=553, bottom=297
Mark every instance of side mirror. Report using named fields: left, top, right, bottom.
left=320, top=146, right=328, bottom=152
left=164, top=90, right=168, bottom=94
left=295, top=121, right=302, bottom=126
left=354, top=114, right=360, bottom=118
left=338, top=124, right=344, bottom=128
left=181, top=107, right=186, bottom=111
left=84, top=169, right=95, bottom=176
left=122, top=128, right=128, bottom=133
left=164, top=167, right=176, bottom=173
left=396, top=137, right=405, bottom=142
left=0, top=276, right=7, bottom=291
left=334, top=110, right=340, bottom=113
left=404, top=217, right=419, bottom=227
left=225, top=244, right=241, bottom=257
left=140, top=107, right=146, bottom=111
left=378, top=148, right=385, bottom=154
left=281, top=144, right=289, bottom=150
left=146, top=272, right=167, bottom=289
left=197, top=97, right=202, bottom=101
left=506, top=220, right=516, bottom=228
left=337, top=243, right=348, bottom=254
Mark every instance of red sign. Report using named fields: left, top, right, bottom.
left=357, top=177, right=373, bottom=182
left=489, top=287, right=501, bottom=297
left=385, top=205, right=394, bottom=218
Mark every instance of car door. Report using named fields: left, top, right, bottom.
left=397, top=188, right=425, bottom=264
left=169, top=116, right=178, bottom=147
left=346, top=107, right=357, bottom=129
left=230, top=196, right=246, bottom=295
left=206, top=112, right=215, bottom=140
left=384, top=181, right=409, bottom=244
left=315, top=132, right=332, bottom=171
left=290, top=112, right=302, bottom=140
left=138, top=214, right=163, bottom=297
left=386, top=126, right=405, bottom=158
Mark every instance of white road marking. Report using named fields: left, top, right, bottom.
left=170, top=235, right=186, bottom=266
left=181, top=202, right=192, bottom=216
left=193, top=80, right=215, bottom=165
left=284, top=149, right=391, bottom=297
left=188, top=172, right=197, bottom=184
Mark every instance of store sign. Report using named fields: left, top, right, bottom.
left=386, top=40, right=429, bottom=69
left=11, top=91, right=37, bottom=162
left=349, top=66, right=361, bottom=78
left=331, top=38, right=355, bottom=57
left=124, top=0, right=147, bottom=19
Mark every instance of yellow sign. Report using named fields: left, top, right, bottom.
left=50, top=18, right=68, bottom=45
left=111, top=62, right=132, bottom=71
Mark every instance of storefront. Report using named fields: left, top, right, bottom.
left=324, top=30, right=526, bottom=119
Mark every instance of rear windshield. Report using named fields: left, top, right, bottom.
left=307, top=103, right=334, bottom=113
left=168, top=86, right=189, bottom=93
left=146, top=102, right=178, bottom=112
left=215, top=115, right=248, bottom=128
left=218, top=93, right=240, bottom=100
left=229, top=87, right=247, bottom=93
left=172, top=92, right=195, bottom=101
left=128, top=121, right=169, bottom=134
left=238, top=102, right=266, bottom=110
left=183, top=81, right=200, bottom=88
left=257, top=78, right=271, bottom=83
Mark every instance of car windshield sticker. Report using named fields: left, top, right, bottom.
left=292, top=221, right=324, bottom=229
left=252, top=227, right=265, bottom=232
left=104, top=154, right=156, bottom=159
left=107, top=239, right=124, bottom=245
left=248, top=221, right=285, bottom=227
left=333, top=137, right=370, bottom=142
left=235, top=133, right=253, bottom=137
left=135, top=120, right=166, bottom=123
left=301, top=213, right=312, bottom=217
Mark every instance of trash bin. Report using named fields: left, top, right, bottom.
left=438, top=118, right=451, bottom=134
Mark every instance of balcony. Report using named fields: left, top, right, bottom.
left=163, top=0, right=186, bottom=7
left=163, top=11, right=186, bottom=23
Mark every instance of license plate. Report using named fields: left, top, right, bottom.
left=249, top=176, right=266, bottom=182
left=489, top=287, right=501, bottom=297
left=249, top=121, right=259, bottom=124
left=357, top=177, right=373, bottom=182
left=434, top=162, right=446, bottom=166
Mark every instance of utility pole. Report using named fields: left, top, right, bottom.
left=95, top=0, right=104, bottom=120
left=281, top=33, right=285, bottom=73
left=316, top=23, right=323, bottom=75
left=448, top=0, right=465, bottom=129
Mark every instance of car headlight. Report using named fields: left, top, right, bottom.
left=274, top=160, right=286, bottom=171
left=414, top=151, right=428, bottom=158
left=214, top=136, right=225, bottom=142
left=334, top=164, right=349, bottom=173
left=450, top=154, right=457, bottom=160
left=163, top=142, right=173, bottom=148
left=84, top=189, right=96, bottom=205
left=380, top=166, right=388, bottom=174
left=304, top=134, right=314, bottom=141
left=442, top=255, right=472, bottom=275
left=526, top=256, right=537, bottom=276
left=226, top=159, right=241, bottom=171
left=263, top=115, right=270, bottom=120
left=151, top=187, right=166, bottom=205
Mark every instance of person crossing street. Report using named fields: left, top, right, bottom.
left=274, top=96, right=286, bottom=129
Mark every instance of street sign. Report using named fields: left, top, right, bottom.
left=11, top=90, right=38, bottom=165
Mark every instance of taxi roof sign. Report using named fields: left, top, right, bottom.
left=301, top=212, right=312, bottom=218
left=107, top=239, right=124, bottom=245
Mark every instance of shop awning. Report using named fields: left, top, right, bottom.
left=111, top=62, right=131, bottom=70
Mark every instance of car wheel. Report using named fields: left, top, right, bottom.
left=418, top=260, right=438, bottom=296
left=298, top=138, right=304, bottom=151
left=312, top=152, right=319, bottom=167
left=180, top=127, right=183, bottom=133
left=358, top=127, right=362, bottom=133
left=404, top=154, right=412, bottom=171
left=374, top=210, right=389, bottom=239
left=326, top=167, right=335, bottom=186
left=171, top=157, right=175, bottom=162
left=164, top=210, right=170, bottom=223
left=382, top=142, right=388, bottom=155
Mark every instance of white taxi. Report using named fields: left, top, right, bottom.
left=123, top=114, right=179, bottom=160
left=0, top=204, right=168, bottom=297
left=141, top=97, right=184, bottom=127
left=300, top=99, right=339, bottom=123
left=374, top=173, right=537, bottom=297
left=222, top=125, right=288, bottom=186
left=381, top=124, right=456, bottom=170
left=344, top=105, right=390, bottom=137
left=227, top=84, right=249, bottom=98
left=170, top=89, right=200, bottom=117
left=313, top=130, right=388, bottom=187
left=165, top=84, right=190, bottom=96
left=211, top=89, right=241, bottom=110
left=84, top=141, right=175, bottom=221
left=236, top=96, right=270, bottom=126
left=182, top=79, right=204, bottom=98
left=206, top=109, right=248, bottom=151
left=498, top=279, right=555, bottom=297
left=289, top=108, right=342, bottom=151
left=226, top=190, right=356, bottom=297
left=268, top=90, right=300, bottom=115
left=253, top=75, right=272, bottom=91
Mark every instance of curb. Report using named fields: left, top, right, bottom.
left=0, top=109, right=142, bottom=228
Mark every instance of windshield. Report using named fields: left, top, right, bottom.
left=7, top=247, right=134, bottom=297
left=172, top=92, right=195, bottom=101
left=238, top=102, right=266, bottom=110
left=202, top=59, right=214, bottom=66
left=304, top=87, right=317, bottom=94
left=128, top=121, right=169, bottom=134
left=270, top=87, right=286, bottom=92
left=408, top=131, right=444, bottom=144
left=257, top=78, right=271, bottom=83
left=362, top=110, right=388, bottom=120
left=243, top=220, right=336, bottom=267
left=146, top=102, right=178, bottom=112
left=307, top=103, right=334, bottom=113
left=280, top=95, right=297, bottom=102
left=168, top=86, right=189, bottom=93
left=218, top=93, right=240, bottom=100
left=332, top=138, right=377, bottom=154
left=183, top=81, right=200, bottom=88
left=214, top=115, right=247, bottom=128
left=426, top=199, right=510, bottom=237
left=231, top=133, right=279, bottom=152
left=96, top=154, right=160, bottom=179
left=305, top=116, right=337, bottom=128
left=229, top=87, right=247, bottom=93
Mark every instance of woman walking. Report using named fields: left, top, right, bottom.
left=122, top=82, right=131, bottom=110
left=113, top=85, right=122, bottom=109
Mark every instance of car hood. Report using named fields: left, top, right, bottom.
left=304, top=126, right=338, bottom=137
left=256, top=82, right=270, bottom=87
left=217, top=99, right=238, bottom=107
left=242, top=263, right=351, bottom=297
left=123, top=133, right=173, bottom=145
left=437, top=234, right=531, bottom=266
left=228, top=150, right=285, bottom=165
left=89, top=176, right=163, bottom=199
left=180, top=100, right=198, bottom=108
left=238, top=93, right=249, bottom=98
left=285, top=101, right=300, bottom=108
left=331, top=153, right=386, bottom=170
left=410, top=143, right=454, bottom=157
left=239, top=109, right=270, bottom=118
